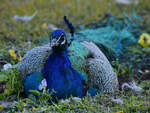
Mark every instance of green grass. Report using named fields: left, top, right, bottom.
left=1, top=83, right=150, bottom=112
left=0, top=0, right=149, bottom=48
left=0, top=0, right=150, bottom=112
left=0, top=0, right=141, bottom=47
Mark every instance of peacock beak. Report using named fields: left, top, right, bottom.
left=50, top=38, right=58, bottom=47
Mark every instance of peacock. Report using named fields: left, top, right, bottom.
left=24, top=29, right=91, bottom=100
left=19, top=17, right=118, bottom=99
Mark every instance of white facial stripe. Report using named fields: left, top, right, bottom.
left=56, top=33, right=66, bottom=45
left=61, top=39, right=66, bottom=45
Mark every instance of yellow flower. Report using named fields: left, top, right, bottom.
left=116, top=111, right=123, bottom=113
left=4, top=89, right=11, bottom=95
left=18, top=57, right=22, bottom=62
left=138, top=33, right=150, bottom=47
left=41, top=23, right=48, bottom=29
left=23, top=103, right=26, bottom=107
left=0, top=105, right=4, bottom=109
left=9, top=49, right=17, bottom=60
left=32, top=107, right=39, bottom=111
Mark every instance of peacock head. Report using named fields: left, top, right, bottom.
left=49, top=29, right=68, bottom=52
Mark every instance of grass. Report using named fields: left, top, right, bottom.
left=0, top=0, right=139, bottom=47
left=0, top=0, right=150, bottom=112
left=1, top=83, right=150, bottom=112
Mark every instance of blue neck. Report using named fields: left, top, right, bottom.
left=51, top=49, right=68, bottom=56
left=41, top=47, right=83, bottom=99
left=42, top=49, right=72, bottom=78
left=50, top=50, right=71, bottom=68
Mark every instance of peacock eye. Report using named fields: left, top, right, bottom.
left=60, top=36, right=65, bottom=41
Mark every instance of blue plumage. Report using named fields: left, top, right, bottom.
left=42, top=29, right=84, bottom=100
left=23, top=29, right=101, bottom=100
left=50, top=29, right=66, bottom=38
left=42, top=51, right=84, bottom=99
left=87, top=88, right=101, bottom=97
left=24, top=72, right=43, bottom=96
